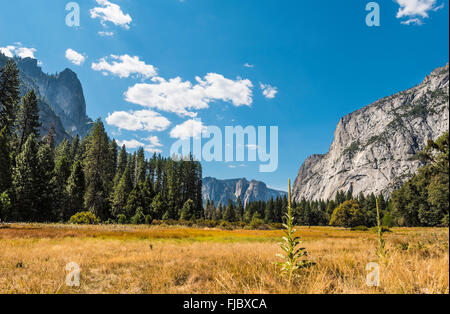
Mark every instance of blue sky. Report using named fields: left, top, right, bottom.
left=1, top=0, right=449, bottom=191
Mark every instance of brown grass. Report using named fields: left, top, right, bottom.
left=0, top=224, right=448, bottom=294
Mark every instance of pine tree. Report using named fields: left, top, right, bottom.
left=151, top=193, right=166, bottom=220
left=52, top=153, right=72, bottom=220
left=36, top=143, right=55, bottom=222
left=0, top=127, right=12, bottom=192
left=83, top=120, right=111, bottom=220
left=265, top=198, right=275, bottom=223
left=223, top=200, right=237, bottom=222
left=13, top=134, right=40, bottom=221
left=70, top=135, right=80, bottom=160
left=66, top=160, right=85, bottom=219
left=0, top=60, right=20, bottom=135
left=236, top=196, right=244, bottom=221
left=16, top=90, right=41, bottom=152
left=111, top=166, right=133, bottom=218
left=180, top=199, right=195, bottom=221
left=114, top=145, right=127, bottom=186
left=135, top=147, right=146, bottom=186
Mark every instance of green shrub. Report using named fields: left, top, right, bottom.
left=0, top=191, right=13, bottom=222
left=351, top=225, right=369, bottom=231
left=442, top=214, right=449, bottom=227
left=69, top=212, right=100, bottom=225
left=382, top=211, right=395, bottom=227
left=249, top=217, right=267, bottom=230
left=195, top=219, right=218, bottom=228
left=218, top=221, right=234, bottom=230
left=130, top=207, right=145, bottom=224
left=329, top=200, right=365, bottom=228
left=269, top=223, right=284, bottom=230
left=117, top=214, right=128, bottom=224
left=145, top=215, right=153, bottom=225
left=370, top=226, right=392, bottom=233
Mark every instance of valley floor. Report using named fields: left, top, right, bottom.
left=0, top=224, right=448, bottom=294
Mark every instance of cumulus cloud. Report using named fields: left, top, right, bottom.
left=260, top=83, right=278, bottom=99
left=0, top=46, right=15, bottom=58
left=170, top=119, right=207, bottom=140
left=116, top=139, right=145, bottom=149
left=116, top=137, right=163, bottom=153
left=65, top=49, right=86, bottom=66
left=145, top=136, right=163, bottom=147
left=394, top=0, right=444, bottom=24
left=125, top=73, right=253, bottom=117
left=244, top=63, right=254, bottom=68
left=0, top=44, right=36, bottom=59
left=92, top=54, right=157, bottom=79
left=90, top=0, right=132, bottom=29
left=105, top=110, right=171, bottom=132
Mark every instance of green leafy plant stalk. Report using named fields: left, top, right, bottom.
left=376, top=198, right=388, bottom=260
left=277, top=179, right=314, bottom=286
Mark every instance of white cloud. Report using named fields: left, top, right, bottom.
left=170, top=119, right=207, bottom=140
left=116, top=137, right=163, bottom=154
left=90, top=0, right=132, bottom=29
left=15, top=47, right=37, bottom=59
left=0, top=46, right=15, bottom=58
left=244, top=63, right=254, bottom=68
left=401, top=18, right=424, bottom=25
left=105, top=110, right=171, bottom=132
left=98, top=31, right=115, bottom=37
left=145, top=135, right=163, bottom=147
left=143, top=135, right=163, bottom=153
left=260, top=83, right=278, bottom=99
left=125, top=73, right=253, bottom=117
left=1, top=44, right=36, bottom=59
left=65, top=49, right=86, bottom=66
left=92, top=54, right=157, bottom=79
left=395, top=0, right=444, bottom=24
left=144, top=146, right=163, bottom=154
left=116, top=139, right=145, bottom=149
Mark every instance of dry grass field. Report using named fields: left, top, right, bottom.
left=0, top=224, right=448, bottom=294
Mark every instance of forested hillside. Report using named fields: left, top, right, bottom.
left=0, top=60, right=202, bottom=224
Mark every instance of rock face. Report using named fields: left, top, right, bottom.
left=203, top=177, right=287, bottom=206
left=15, top=57, right=93, bottom=138
left=0, top=54, right=92, bottom=141
left=293, top=63, right=449, bottom=201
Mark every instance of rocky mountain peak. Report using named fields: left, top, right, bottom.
left=203, top=177, right=287, bottom=207
left=293, top=63, right=449, bottom=201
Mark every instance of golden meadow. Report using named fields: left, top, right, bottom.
left=0, top=224, right=448, bottom=294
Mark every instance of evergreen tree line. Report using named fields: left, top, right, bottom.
left=203, top=191, right=391, bottom=227
left=205, top=132, right=449, bottom=228
left=0, top=60, right=203, bottom=223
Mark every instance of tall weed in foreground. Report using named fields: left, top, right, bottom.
left=376, top=198, right=388, bottom=260
left=277, top=179, right=314, bottom=286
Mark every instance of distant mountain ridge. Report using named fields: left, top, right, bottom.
left=202, top=177, right=287, bottom=207
left=0, top=53, right=93, bottom=141
left=293, top=63, right=449, bottom=201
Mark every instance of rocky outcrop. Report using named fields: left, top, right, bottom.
left=293, top=63, right=449, bottom=201
left=15, top=57, right=92, bottom=137
left=0, top=53, right=92, bottom=142
left=203, top=177, right=287, bottom=206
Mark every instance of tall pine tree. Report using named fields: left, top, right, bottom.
left=0, top=60, right=20, bottom=136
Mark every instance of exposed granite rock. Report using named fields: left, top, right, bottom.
left=293, top=63, right=449, bottom=201
left=1, top=53, right=92, bottom=142
left=203, top=177, right=287, bottom=207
